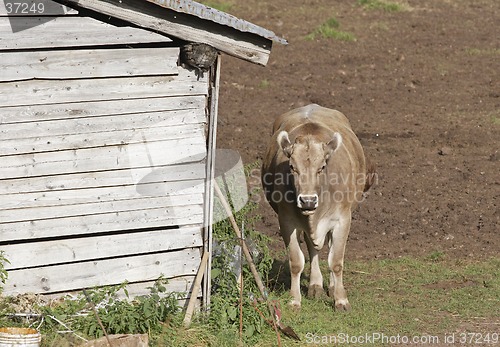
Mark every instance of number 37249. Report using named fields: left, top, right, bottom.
left=5, top=2, right=45, bottom=14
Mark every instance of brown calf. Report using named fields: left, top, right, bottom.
left=262, top=104, right=374, bottom=310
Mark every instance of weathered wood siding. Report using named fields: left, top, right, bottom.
left=0, top=10, right=210, bottom=300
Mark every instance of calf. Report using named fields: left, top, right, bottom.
left=261, top=104, right=374, bottom=310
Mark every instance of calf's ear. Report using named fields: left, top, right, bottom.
left=324, top=132, right=343, bottom=161
left=277, top=131, right=293, bottom=158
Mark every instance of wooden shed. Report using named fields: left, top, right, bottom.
left=0, top=0, right=285, bottom=306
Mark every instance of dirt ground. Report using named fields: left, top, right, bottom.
left=215, top=0, right=499, bottom=261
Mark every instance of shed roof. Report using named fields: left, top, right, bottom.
left=145, top=0, right=287, bottom=45
left=57, top=0, right=286, bottom=65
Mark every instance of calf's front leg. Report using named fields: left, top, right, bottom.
left=281, top=225, right=304, bottom=308
left=328, top=214, right=351, bottom=311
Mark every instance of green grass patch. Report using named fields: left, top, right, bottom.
left=306, top=17, right=356, bottom=41
left=199, top=0, right=233, bottom=13
left=358, top=0, right=407, bottom=12
left=0, top=255, right=498, bottom=346
left=258, top=79, right=270, bottom=88
left=465, top=48, right=500, bottom=56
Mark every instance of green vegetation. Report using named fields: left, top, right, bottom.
left=0, top=168, right=498, bottom=345
left=358, top=0, right=407, bottom=12
left=0, top=251, right=498, bottom=346
left=0, top=251, right=9, bottom=293
left=199, top=0, right=233, bottom=13
left=465, top=48, right=500, bottom=56
left=306, top=17, right=356, bottom=41
left=258, top=79, right=270, bottom=88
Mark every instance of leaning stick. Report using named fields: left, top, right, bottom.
left=183, top=250, right=209, bottom=328
left=214, top=181, right=282, bottom=342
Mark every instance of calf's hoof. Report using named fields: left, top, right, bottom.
left=288, top=299, right=301, bottom=310
left=334, top=300, right=351, bottom=311
left=307, top=284, right=324, bottom=299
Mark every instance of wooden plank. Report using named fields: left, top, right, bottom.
left=0, top=123, right=205, bottom=156
left=43, top=276, right=197, bottom=301
left=0, top=70, right=208, bottom=108
left=0, top=203, right=205, bottom=241
left=0, top=192, right=203, bottom=226
left=0, top=47, right=179, bottom=82
left=0, top=95, right=206, bottom=124
left=0, top=108, right=205, bottom=140
left=3, top=247, right=201, bottom=295
left=0, top=16, right=172, bottom=50
left=203, top=56, right=221, bottom=308
left=119, top=276, right=196, bottom=299
left=0, top=136, right=207, bottom=179
left=0, top=0, right=77, bottom=16
left=0, top=177, right=205, bottom=210
left=58, top=0, right=272, bottom=65
left=3, top=226, right=203, bottom=270
left=0, top=162, right=206, bottom=195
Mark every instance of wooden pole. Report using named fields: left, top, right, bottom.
left=183, top=250, right=209, bottom=328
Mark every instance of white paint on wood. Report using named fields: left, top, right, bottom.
left=0, top=203, right=204, bottom=241
left=0, top=176, right=204, bottom=210
left=0, top=17, right=172, bottom=50
left=0, top=70, right=208, bottom=107
left=0, top=192, right=203, bottom=227
left=60, top=0, right=271, bottom=65
left=0, top=47, right=179, bottom=82
left=0, top=95, right=206, bottom=124
left=0, top=123, right=205, bottom=156
left=0, top=136, right=207, bottom=179
left=0, top=162, right=206, bottom=195
left=1, top=108, right=205, bottom=140
left=3, top=226, right=203, bottom=270
left=3, top=248, right=201, bottom=295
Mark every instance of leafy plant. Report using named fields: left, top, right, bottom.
left=306, top=17, right=356, bottom=41
left=0, top=251, right=9, bottom=293
left=36, top=278, right=182, bottom=343
left=207, top=165, right=276, bottom=343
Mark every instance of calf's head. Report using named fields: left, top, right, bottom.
left=277, top=130, right=342, bottom=215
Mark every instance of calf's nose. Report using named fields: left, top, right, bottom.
left=298, top=194, right=319, bottom=210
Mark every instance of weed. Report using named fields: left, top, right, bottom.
left=258, top=79, right=270, bottom=88
left=0, top=251, right=9, bottom=292
left=491, top=114, right=500, bottom=125
left=358, top=0, right=406, bottom=12
left=427, top=250, right=446, bottom=262
left=306, top=17, right=356, bottom=41
left=207, top=165, right=276, bottom=344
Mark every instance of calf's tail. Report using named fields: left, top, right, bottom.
left=364, top=159, right=377, bottom=193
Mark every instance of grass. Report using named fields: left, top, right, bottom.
left=1, top=255, right=498, bottom=346
left=258, top=79, right=270, bottom=88
left=306, top=17, right=356, bottom=42
left=465, top=48, right=500, bottom=56
left=357, top=0, right=409, bottom=12
left=199, top=0, right=233, bottom=12
left=160, top=255, right=499, bottom=346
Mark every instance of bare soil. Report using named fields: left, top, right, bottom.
left=216, top=0, right=499, bottom=260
